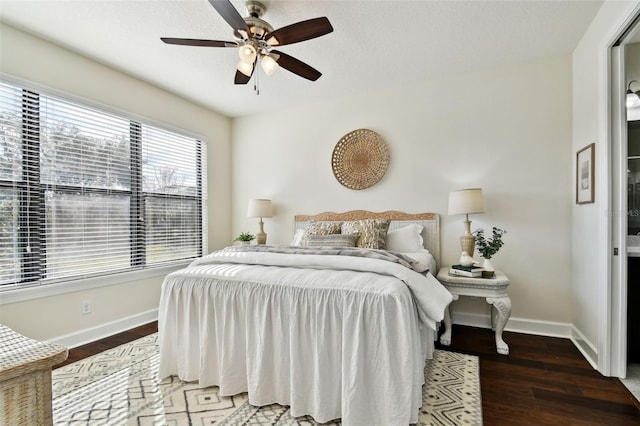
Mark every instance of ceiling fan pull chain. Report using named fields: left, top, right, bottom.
left=255, top=61, right=260, bottom=95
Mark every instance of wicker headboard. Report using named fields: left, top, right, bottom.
left=294, top=210, right=440, bottom=268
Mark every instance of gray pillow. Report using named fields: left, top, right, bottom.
left=304, top=233, right=359, bottom=247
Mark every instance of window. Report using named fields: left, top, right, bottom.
left=0, top=80, right=207, bottom=289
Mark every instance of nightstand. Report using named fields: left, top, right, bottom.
left=436, top=266, right=512, bottom=355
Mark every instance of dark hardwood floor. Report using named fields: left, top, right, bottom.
left=54, top=321, right=640, bottom=425
left=435, top=325, right=640, bottom=426
left=55, top=321, right=158, bottom=368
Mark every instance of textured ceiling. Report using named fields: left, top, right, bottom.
left=0, top=0, right=603, bottom=118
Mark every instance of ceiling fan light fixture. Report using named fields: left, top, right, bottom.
left=237, top=60, right=254, bottom=77
left=627, top=80, right=640, bottom=109
left=238, top=43, right=257, bottom=63
left=261, top=54, right=279, bottom=76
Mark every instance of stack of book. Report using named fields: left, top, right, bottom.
left=448, top=264, right=484, bottom=277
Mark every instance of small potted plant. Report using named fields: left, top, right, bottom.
left=473, top=227, right=507, bottom=277
left=234, top=232, right=255, bottom=245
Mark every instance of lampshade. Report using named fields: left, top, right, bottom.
left=238, top=43, right=257, bottom=63
left=247, top=199, right=272, bottom=218
left=261, top=54, right=279, bottom=76
left=237, top=60, right=254, bottom=77
left=448, top=188, right=485, bottom=215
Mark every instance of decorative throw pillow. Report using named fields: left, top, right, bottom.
left=305, top=233, right=359, bottom=247
left=386, top=224, right=424, bottom=252
left=341, top=219, right=390, bottom=249
left=305, top=221, right=343, bottom=236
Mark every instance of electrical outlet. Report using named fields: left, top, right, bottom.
left=81, top=300, right=91, bottom=315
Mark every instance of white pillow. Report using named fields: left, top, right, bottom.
left=290, top=228, right=305, bottom=246
left=386, top=224, right=424, bottom=252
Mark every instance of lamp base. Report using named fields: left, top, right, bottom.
left=256, top=232, right=267, bottom=245
left=460, top=235, right=475, bottom=256
left=256, top=219, right=267, bottom=245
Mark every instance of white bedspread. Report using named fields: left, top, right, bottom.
left=158, top=249, right=452, bottom=425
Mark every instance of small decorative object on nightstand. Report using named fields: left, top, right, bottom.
left=449, top=264, right=483, bottom=277
left=437, top=267, right=512, bottom=355
left=473, top=227, right=506, bottom=278
left=459, top=251, right=479, bottom=267
left=234, top=232, right=255, bottom=245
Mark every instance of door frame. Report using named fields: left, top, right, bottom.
left=608, top=43, right=628, bottom=378
left=605, top=7, right=640, bottom=378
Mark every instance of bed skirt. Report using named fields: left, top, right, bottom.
left=158, top=265, right=436, bottom=425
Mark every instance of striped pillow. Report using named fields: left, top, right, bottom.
left=305, top=233, right=359, bottom=247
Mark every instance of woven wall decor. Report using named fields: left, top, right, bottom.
left=332, top=129, right=390, bottom=190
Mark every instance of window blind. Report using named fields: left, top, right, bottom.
left=0, top=80, right=207, bottom=289
left=0, top=82, right=23, bottom=285
left=141, top=124, right=203, bottom=265
left=41, top=96, right=133, bottom=280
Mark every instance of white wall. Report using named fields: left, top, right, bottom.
left=0, top=23, right=232, bottom=344
left=232, top=55, right=574, bottom=329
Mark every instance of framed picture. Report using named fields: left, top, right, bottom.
left=576, top=143, right=595, bottom=204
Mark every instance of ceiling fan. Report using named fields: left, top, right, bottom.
left=161, top=0, right=333, bottom=85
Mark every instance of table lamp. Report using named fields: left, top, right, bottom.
left=247, top=199, right=273, bottom=245
left=448, top=188, right=485, bottom=256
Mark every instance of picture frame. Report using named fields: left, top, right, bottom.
left=576, top=143, right=595, bottom=204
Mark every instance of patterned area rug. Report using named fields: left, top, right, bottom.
left=52, top=334, right=482, bottom=425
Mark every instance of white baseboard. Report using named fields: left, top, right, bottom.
left=48, top=308, right=158, bottom=349
left=451, top=311, right=600, bottom=369
left=570, top=325, right=599, bottom=370
left=451, top=311, right=573, bottom=338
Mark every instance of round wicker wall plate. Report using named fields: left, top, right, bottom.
left=331, top=129, right=390, bottom=190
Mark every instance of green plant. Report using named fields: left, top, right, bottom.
left=473, top=227, right=507, bottom=259
left=234, top=232, right=255, bottom=242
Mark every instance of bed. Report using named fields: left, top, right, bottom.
left=158, top=211, right=452, bottom=425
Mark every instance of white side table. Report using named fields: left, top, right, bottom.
left=436, top=267, right=512, bottom=355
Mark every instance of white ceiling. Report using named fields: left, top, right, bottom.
left=0, top=0, right=603, bottom=118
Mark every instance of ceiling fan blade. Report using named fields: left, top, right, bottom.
left=271, top=50, right=322, bottom=81
left=266, top=17, right=333, bottom=46
left=161, top=38, right=237, bottom=48
left=208, top=0, right=251, bottom=37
